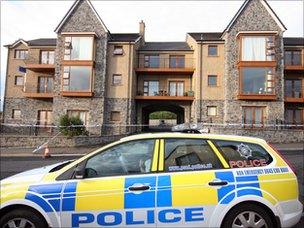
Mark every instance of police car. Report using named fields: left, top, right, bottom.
left=0, top=133, right=302, bottom=228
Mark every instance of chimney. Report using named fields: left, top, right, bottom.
left=139, top=20, right=145, bottom=40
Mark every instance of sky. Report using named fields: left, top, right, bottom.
left=0, top=0, right=303, bottom=111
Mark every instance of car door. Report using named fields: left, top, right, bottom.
left=60, top=139, right=159, bottom=228
left=155, top=138, right=229, bottom=227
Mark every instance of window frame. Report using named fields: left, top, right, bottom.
left=61, top=66, right=93, bottom=92
left=158, top=138, right=225, bottom=173
left=63, top=35, right=95, bottom=61
left=14, top=49, right=28, bottom=60
left=239, top=34, right=276, bottom=62
left=207, top=106, right=218, bottom=117
left=82, top=139, right=158, bottom=179
left=112, top=74, right=122, bottom=86
left=208, top=45, right=218, bottom=56
left=110, top=111, right=121, bottom=122
left=113, top=45, right=124, bottom=55
left=12, top=109, right=21, bottom=119
left=40, top=50, right=55, bottom=64
left=67, top=110, right=88, bottom=125
left=169, top=55, right=185, bottom=68
left=14, top=75, right=24, bottom=86
left=239, top=67, right=276, bottom=96
left=242, top=106, right=265, bottom=128
left=207, top=75, right=218, bottom=87
left=144, top=55, right=160, bottom=68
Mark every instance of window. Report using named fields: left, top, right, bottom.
left=62, top=66, right=91, bottom=91
left=144, top=55, right=160, bottom=68
left=214, top=140, right=273, bottom=168
left=112, top=74, right=122, bottom=85
left=169, top=55, right=185, bottom=68
left=40, top=51, right=55, bottom=64
left=113, top=46, right=123, bottom=55
left=208, top=45, right=218, bottom=56
left=208, top=75, right=217, bottom=86
left=285, top=79, right=302, bottom=98
left=243, top=106, right=265, bottom=127
left=169, top=81, right=184, bottom=96
left=64, top=36, right=94, bottom=60
left=207, top=106, right=217, bottom=116
left=285, top=50, right=302, bottom=66
left=38, top=77, right=53, bottom=93
left=143, top=80, right=159, bottom=96
left=12, top=109, right=21, bottom=119
left=164, top=139, right=222, bottom=172
left=67, top=110, right=88, bottom=125
left=84, top=140, right=155, bottom=178
left=38, top=110, right=52, bottom=132
left=14, top=76, right=24, bottom=86
left=241, top=67, right=274, bottom=95
left=285, top=108, right=303, bottom=125
left=241, top=36, right=275, bottom=61
left=110, top=111, right=121, bottom=122
left=14, top=50, right=28, bottom=59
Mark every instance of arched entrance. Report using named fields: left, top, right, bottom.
left=142, top=104, right=185, bottom=132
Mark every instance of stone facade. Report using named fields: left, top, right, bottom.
left=223, top=0, right=285, bottom=124
left=53, top=0, right=108, bottom=134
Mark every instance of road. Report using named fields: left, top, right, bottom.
left=0, top=150, right=303, bottom=227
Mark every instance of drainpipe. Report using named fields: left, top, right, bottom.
left=127, top=42, right=132, bottom=131
left=199, top=40, right=203, bottom=122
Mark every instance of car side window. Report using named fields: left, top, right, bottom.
left=84, top=140, right=155, bottom=178
left=213, top=140, right=273, bottom=168
left=164, top=139, right=222, bottom=172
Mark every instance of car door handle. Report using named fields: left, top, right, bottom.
left=208, top=181, right=228, bottom=186
left=128, top=185, right=150, bottom=191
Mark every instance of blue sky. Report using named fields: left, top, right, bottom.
left=1, top=0, right=303, bottom=111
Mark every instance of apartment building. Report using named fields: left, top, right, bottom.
left=2, top=0, right=304, bottom=135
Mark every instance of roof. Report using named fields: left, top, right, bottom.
left=27, top=38, right=57, bottom=46
left=139, top=42, right=192, bottom=51
left=283, top=37, right=304, bottom=46
left=119, top=132, right=266, bottom=144
left=54, top=0, right=108, bottom=33
left=224, top=0, right=286, bottom=34
left=109, top=33, right=141, bottom=42
left=188, top=32, right=223, bottom=41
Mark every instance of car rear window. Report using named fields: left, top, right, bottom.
left=213, top=140, right=273, bottom=169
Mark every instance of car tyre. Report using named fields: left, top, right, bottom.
left=221, top=203, right=274, bottom=228
left=0, top=208, right=48, bottom=228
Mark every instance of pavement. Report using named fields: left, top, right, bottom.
left=0, top=142, right=303, bottom=157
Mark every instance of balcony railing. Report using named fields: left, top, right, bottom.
left=23, top=84, right=54, bottom=98
left=136, top=57, right=195, bottom=74
left=284, top=52, right=304, bottom=70
left=285, top=89, right=304, bottom=102
left=136, top=86, right=194, bottom=101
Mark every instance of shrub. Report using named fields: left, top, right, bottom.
left=59, top=114, right=87, bottom=137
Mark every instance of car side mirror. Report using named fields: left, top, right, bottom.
left=74, top=167, right=84, bottom=179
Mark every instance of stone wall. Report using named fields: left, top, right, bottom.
left=52, top=0, right=108, bottom=135
left=199, top=100, right=225, bottom=123
left=223, top=0, right=285, bottom=124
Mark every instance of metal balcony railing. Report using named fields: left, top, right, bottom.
left=137, top=86, right=194, bottom=97
left=23, top=84, right=54, bottom=97
left=137, top=57, right=194, bottom=69
left=285, top=89, right=303, bottom=98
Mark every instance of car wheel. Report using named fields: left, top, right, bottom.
left=222, top=203, right=274, bottom=228
left=0, top=209, right=48, bottom=228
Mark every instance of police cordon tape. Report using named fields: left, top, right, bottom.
left=1, top=122, right=303, bottom=128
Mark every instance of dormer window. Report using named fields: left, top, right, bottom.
left=241, top=36, right=275, bottom=61
left=64, top=36, right=94, bottom=60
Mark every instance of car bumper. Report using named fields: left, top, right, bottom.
left=276, top=199, right=303, bottom=227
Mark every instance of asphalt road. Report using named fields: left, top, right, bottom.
left=0, top=150, right=303, bottom=227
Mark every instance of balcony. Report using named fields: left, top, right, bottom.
left=25, top=63, right=55, bottom=72
left=285, top=89, right=304, bottom=103
left=135, top=85, right=194, bottom=101
left=23, top=84, right=54, bottom=99
left=135, top=57, right=195, bottom=74
left=284, top=51, right=304, bottom=70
